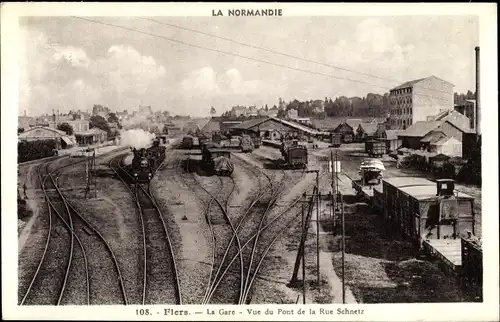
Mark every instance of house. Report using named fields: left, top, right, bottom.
left=429, top=136, right=462, bottom=157
left=67, top=119, right=90, bottom=133
left=398, top=121, right=443, bottom=149
left=388, top=75, right=454, bottom=130
left=18, top=126, right=76, bottom=149
left=399, top=119, right=472, bottom=150
left=267, top=107, right=279, bottom=117
left=382, top=130, right=403, bottom=152
left=92, top=104, right=110, bottom=118
left=420, top=130, right=447, bottom=151
left=333, top=119, right=362, bottom=142
left=356, top=122, right=378, bottom=140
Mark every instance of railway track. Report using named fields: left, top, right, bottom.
left=176, top=147, right=307, bottom=304
left=109, top=151, right=182, bottom=305
left=20, top=153, right=128, bottom=305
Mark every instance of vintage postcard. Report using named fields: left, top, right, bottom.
left=2, top=2, right=498, bottom=321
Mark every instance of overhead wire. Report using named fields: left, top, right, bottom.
left=140, top=17, right=456, bottom=97
left=71, top=16, right=452, bottom=102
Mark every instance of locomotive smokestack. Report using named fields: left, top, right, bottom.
left=475, top=46, right=480, bottom=136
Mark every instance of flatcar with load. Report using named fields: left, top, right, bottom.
left=201, top=146, right=234, bottom=176
left=240, top=134, right=254, bottom=153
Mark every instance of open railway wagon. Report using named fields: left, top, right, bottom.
left=219, top=136, right=241, bottom=149
left=201, top=146, right=234, bottom=176
left=330, top=133, right=342, bottom=148
left=240, top=134, right=254, bottom=153
left=365, top=140, right=386, bottom=157
left=280, top=140, right=308, bottom=169
left=180, top=135, right=194, bottom=149
left=378, top=178, right=476, bottom=271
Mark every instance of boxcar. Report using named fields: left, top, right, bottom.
left=381, top=177, right=476, bottom=250
left=331, top=133, right=342, bottom=148
left=365, top=140, right=386, bottom=157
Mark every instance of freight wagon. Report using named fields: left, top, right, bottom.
left=331, top=133, right=342, bottom=148
left=342, top=133, right=354, bottom=143
left=240, top=135, right=254, bottom=153
left=252, top=136, right=262, bottom=149
left=365, top=140, right=386, bottom=157
left=180, top=135, right=194, bottom=149
left=201, top=147, right=234, bottom=176
left=379, top=178, right=476, bottom=252
left=281, top=140, right=308, bottom=169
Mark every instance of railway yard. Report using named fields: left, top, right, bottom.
left=17, top=137, right=482, bottom=305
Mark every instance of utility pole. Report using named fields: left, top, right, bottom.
left=301, top=201, right=306, bottom=304
left=341, top=193, right=346, bottom=304
left=305, top=169, right=320, bottom=285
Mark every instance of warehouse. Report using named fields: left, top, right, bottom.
left=231, top=116, right=321, bottom=141
left=18, top=126, right=76, bottom=149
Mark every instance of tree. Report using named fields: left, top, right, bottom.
left=57, top=122, right=74, bottom=135
left=90, top=115, right=110, bottom=134
left=18, top=128, right=25, bottom=134
left=107, top=112, right=122, bottom=129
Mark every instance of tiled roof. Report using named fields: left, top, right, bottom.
left=231, top=117, right=269, bottom=130
left=420, top=130, right=447, bottom=143
left=201, top=120, right=221, bottom=133
left=345, top=119, right=363, bottom=130
left=391, top=78, right=426, bottom=90
left=400, top=121, right=442, bottom=137
left=385, top=130, right=404, bottom=140
left=358, top=122, right=378, bottom=135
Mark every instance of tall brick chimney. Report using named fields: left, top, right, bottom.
left=475, top=46, right=480, bottom=136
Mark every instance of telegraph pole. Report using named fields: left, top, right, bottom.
left=301, top=201, right=306, bottom=304
left=341, top=193, right=346, bottom=304
left=305, top=169, right=320, bottom=285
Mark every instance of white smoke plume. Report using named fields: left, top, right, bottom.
left=120, top=129, right=156, bottom=149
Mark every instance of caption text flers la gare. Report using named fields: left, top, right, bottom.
left=212, top=9, right=283, bottom=17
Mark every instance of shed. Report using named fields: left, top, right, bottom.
left=233, top=117, right=320, bottom=141
left=356, top=122, right=378, bottom=140
left=18, top=126, right=76, bottom=149
left=431, top=137, right=462, bottom=157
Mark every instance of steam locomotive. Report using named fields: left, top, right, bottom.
left=126, top=139, right=166, bottom=183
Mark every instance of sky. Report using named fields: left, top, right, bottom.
left=19, top=16, right=479, bottom=117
